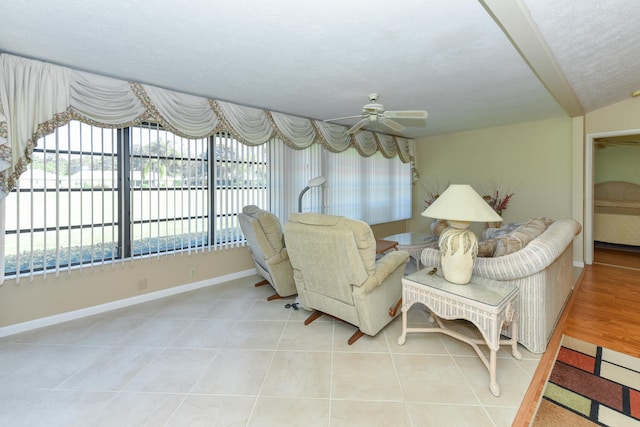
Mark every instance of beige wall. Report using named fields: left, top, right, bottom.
left=595, top=145, right=640, bottom=184
left=586, top=97, right=640, bottom=134
left=409, top=116, right=575, bottom=235
left=0, top=247, right=254, bottom=329
left=571, top=117, right=585, bottom=262
left=371, top=220, right=407, bottom=239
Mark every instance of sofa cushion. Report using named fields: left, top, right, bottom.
left=493, top=217, right=554, bottom=257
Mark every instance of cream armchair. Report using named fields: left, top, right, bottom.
left=239, top=205, right=297, bottom=301
left=284, top=213, right=410, bottom=344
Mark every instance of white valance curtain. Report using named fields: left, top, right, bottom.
left=0, top=53, right=415, bottom=201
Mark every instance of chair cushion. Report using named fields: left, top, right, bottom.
left=243, top=205, right=284, bottom=251
left=288, top=213, right=377, bottom=275
left=257, top=210, right=284, bottom=251
left=242, top=205, right=261, bottom=216
left=290, top=212, right=341, bottom=226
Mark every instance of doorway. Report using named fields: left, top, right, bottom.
left=585, top=131, right=640, bottom=266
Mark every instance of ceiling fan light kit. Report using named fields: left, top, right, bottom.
left=325, top=93, right=428, bottom=135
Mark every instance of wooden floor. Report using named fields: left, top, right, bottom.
left=593, top=245, right=640, bottom=270
left=512, top=247, right=640, bottom=426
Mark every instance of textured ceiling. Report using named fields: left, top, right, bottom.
left=523, top=0, right=640, bottom=112
left=0, top=0, right=638, bottom=138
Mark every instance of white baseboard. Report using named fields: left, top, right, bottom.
left=0, top=269, right=257, bottom=338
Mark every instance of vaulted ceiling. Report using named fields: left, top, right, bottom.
left=1, top=0, right=639, bottom=138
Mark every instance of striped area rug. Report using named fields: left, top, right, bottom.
left=532, top=335, right=640, bottom=426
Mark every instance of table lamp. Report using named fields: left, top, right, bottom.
left=421, top=184, right=502, bottom=284
left=297, top=176, right=326, bottom=212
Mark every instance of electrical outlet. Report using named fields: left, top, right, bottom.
left=190, top=267, right=196, bottom=277
left=138, top=278, right=148, bottom=290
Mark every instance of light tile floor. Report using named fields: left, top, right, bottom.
left=0, top=273, right=540, bottom=426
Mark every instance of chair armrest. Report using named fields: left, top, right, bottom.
left=353, top=250, right=409, bottom=296
left=266, top=248, right=290, bottom=266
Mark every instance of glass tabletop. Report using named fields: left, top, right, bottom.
left=404, top=268, right=517, bottom=307
left=383, top=232, right=436, bottom=247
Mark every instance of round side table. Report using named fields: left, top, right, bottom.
left=382, top=232, right=437, bottom=271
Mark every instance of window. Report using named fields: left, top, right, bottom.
left=127, top=123, right=209, bottom=257
left=4, top=121, right=268, bottom=278
left=4, top=122, right=119, bottom=276
left=4, top=121, right=409, bottom=279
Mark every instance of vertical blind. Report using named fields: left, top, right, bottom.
left=324, top=147, right=412, bottom=225
left=269, top=139, right=323, bottom=223
left=269, top=140, right=411, bottom=227
left=213, top=133, right=268, bottom=248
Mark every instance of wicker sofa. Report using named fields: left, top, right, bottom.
left=420, top=218, right=582, bottom=353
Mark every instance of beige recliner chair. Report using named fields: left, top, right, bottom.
left=239, top=205, right=297, bottom=301
left=284, top=213, right=410, bottom=344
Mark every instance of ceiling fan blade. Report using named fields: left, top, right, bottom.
left=348, top=118, right=368, bottom=134
left=383, top=110, right=428, bottom=125
left=384, top=110, right=428, bottom=119
left=379, top=117, right=405, bottom=132
left=324, top=115, right=364, bottom=122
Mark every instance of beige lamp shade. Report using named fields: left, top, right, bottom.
left=421, top=184, right=502, bottom=223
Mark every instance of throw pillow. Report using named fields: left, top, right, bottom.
left=482, top=222, right=520, bottom=240
left=493, top=233, right=523, bottom=257
left=493, top=217, right=553, bottom=257
left=477, top=237, right=499, bottom=257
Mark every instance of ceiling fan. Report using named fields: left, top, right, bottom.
left=325, top=93, right=428, bottom=135
left=595, top=135, right=640, bottom=149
